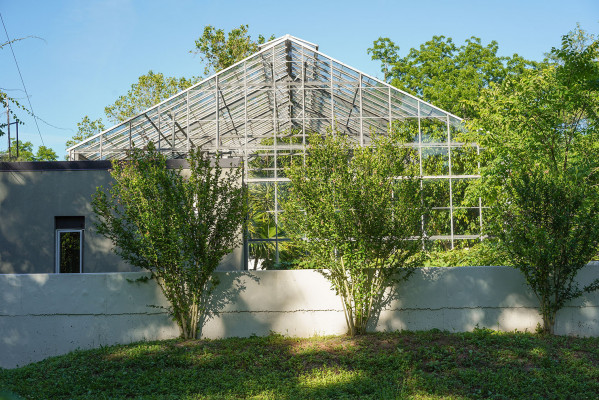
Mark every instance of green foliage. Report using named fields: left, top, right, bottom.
left=34, top=145, right=58, bottom=161
left=283, top=130, right=426, bottom=336
left=104, top=70, right=197, bottom=124
left=0, top=138, right=57, bottom=161
left=92, top=143, right=246, bottom=339
left=467, top=26, right=599, bottom=334
left=192, top=24, right=274, bottom=76
left=2, top=331, right=598, bottom=399
left=423, top=240, right=510, bottom=268
left=368, top=35, right=538, bottom=119
left=493, top=169, right=599, bottom=334
left=65, top=116, right=105, bottom=149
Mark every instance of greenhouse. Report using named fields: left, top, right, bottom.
left=67, top=35, right=482, bottom=268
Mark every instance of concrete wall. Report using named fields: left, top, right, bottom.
left=2, top=264, right=598, bottom=368
left=0, top=161, right=243, bottom=274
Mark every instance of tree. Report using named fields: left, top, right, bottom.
left=92, top=143, right=246, bottom=339
left=65, top=116, right=105, bottom=149
left=368, top=36, right=538, bottom=119
left=282, top=130, right=426, bottom=336
left=192, top=25, right=274, bottom=76
left=467, top=26, right=599, bottom=334
left=34, top=145, right=58, bottom=161
left=0, top=138, right=57, bottom=161
left=104, top=71, right=197, bottom=125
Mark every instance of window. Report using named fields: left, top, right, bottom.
left=55, top=217, right=84, bottom=273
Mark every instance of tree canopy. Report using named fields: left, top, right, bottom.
left=0, top=138, right=57, bottom=161
left=192, top=24, right=274, bottom=76
left=466, top=26, right=599, bottom=334
left=368, top=36, right=538, bottom=119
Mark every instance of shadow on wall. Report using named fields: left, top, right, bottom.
left=0, top=171, right=46, bottom=273
left=0, top=272, right=179, bottom=369
left=0, top=169, right=133, bottom=274
left=202, top=270, right=347, bottom=339
left=201, top=271, right=269, bottom=338
left=375, top=265, right=599, bottom=335
left=376, top=267, right=541, bottom=332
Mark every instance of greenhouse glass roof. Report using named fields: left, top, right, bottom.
left=67, top=35, right=463, bottom=162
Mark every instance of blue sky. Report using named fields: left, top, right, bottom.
left=1, top=0, right=597, bottom=157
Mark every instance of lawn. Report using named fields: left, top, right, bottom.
left=1, top=329, right=597, bottom=399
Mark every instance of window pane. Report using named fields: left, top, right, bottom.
left=59, top=231, right=81, bottom=273
left=248, top=241, right=276, bottom=270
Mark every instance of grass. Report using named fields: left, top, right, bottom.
left=1, top=329, right=598, bottom=399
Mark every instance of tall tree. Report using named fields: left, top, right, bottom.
left=92, top=143, right=246, bottom=339
left=368, top=36, right=538, bottom=119
left=467, top=26, right=599, bottom=334
left=192, top=24, right=274, bottom=76
left=283, top=129, right=426, bottom=336
left=65, top=116, right=106, bottom=149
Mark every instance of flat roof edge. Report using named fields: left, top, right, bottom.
left=0, top=158, right=241, bottom=172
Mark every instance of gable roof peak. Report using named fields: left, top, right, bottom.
left=258, top=34, right=319, bottom=52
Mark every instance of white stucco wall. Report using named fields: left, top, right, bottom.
left=1, top=265, right=598, bottom=369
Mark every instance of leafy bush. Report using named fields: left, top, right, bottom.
left=93, top=143, right=246, bottom=339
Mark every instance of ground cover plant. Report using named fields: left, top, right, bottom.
left=1, top=329, right=597, bottom=400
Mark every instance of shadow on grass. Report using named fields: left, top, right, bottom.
left=1, top=329, right=598, bottom=399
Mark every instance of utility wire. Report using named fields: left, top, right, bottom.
left=0, top=12, right=45, bottom=145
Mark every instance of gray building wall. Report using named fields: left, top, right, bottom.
left=0, top=161, right=243, bottom=274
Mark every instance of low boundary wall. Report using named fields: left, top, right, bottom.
left=1, top=265, right=598, bottom=368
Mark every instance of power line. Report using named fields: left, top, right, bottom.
left=0, top=12, right=45, bottom=146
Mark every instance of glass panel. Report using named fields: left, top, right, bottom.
left=276, top=150, right=302, bottom=178
left=425, top=209, right=451, bottom=236
left=422, top=147, right=449, bottom=176
left=453, top=208, right=481, bottom=236
left=420, top=118, right=447, bottom=144
left=390, top=118, right=419, bottom=143
left=423, top=179, right=450, bottom=208
left=362, top=118, right=388, bottom=136
left=248, top=183, right=276, bottom=240
left=451, top=145, right=478, bottom=175
left=392, top=92, right=418, bottom=119
left=248, top=241, right=276, bottom=270
left=451, top=179, right=479, bottom=207
left=59, top=231, right=81, bottom=273
left=248, top=152, right=275, bottom=179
